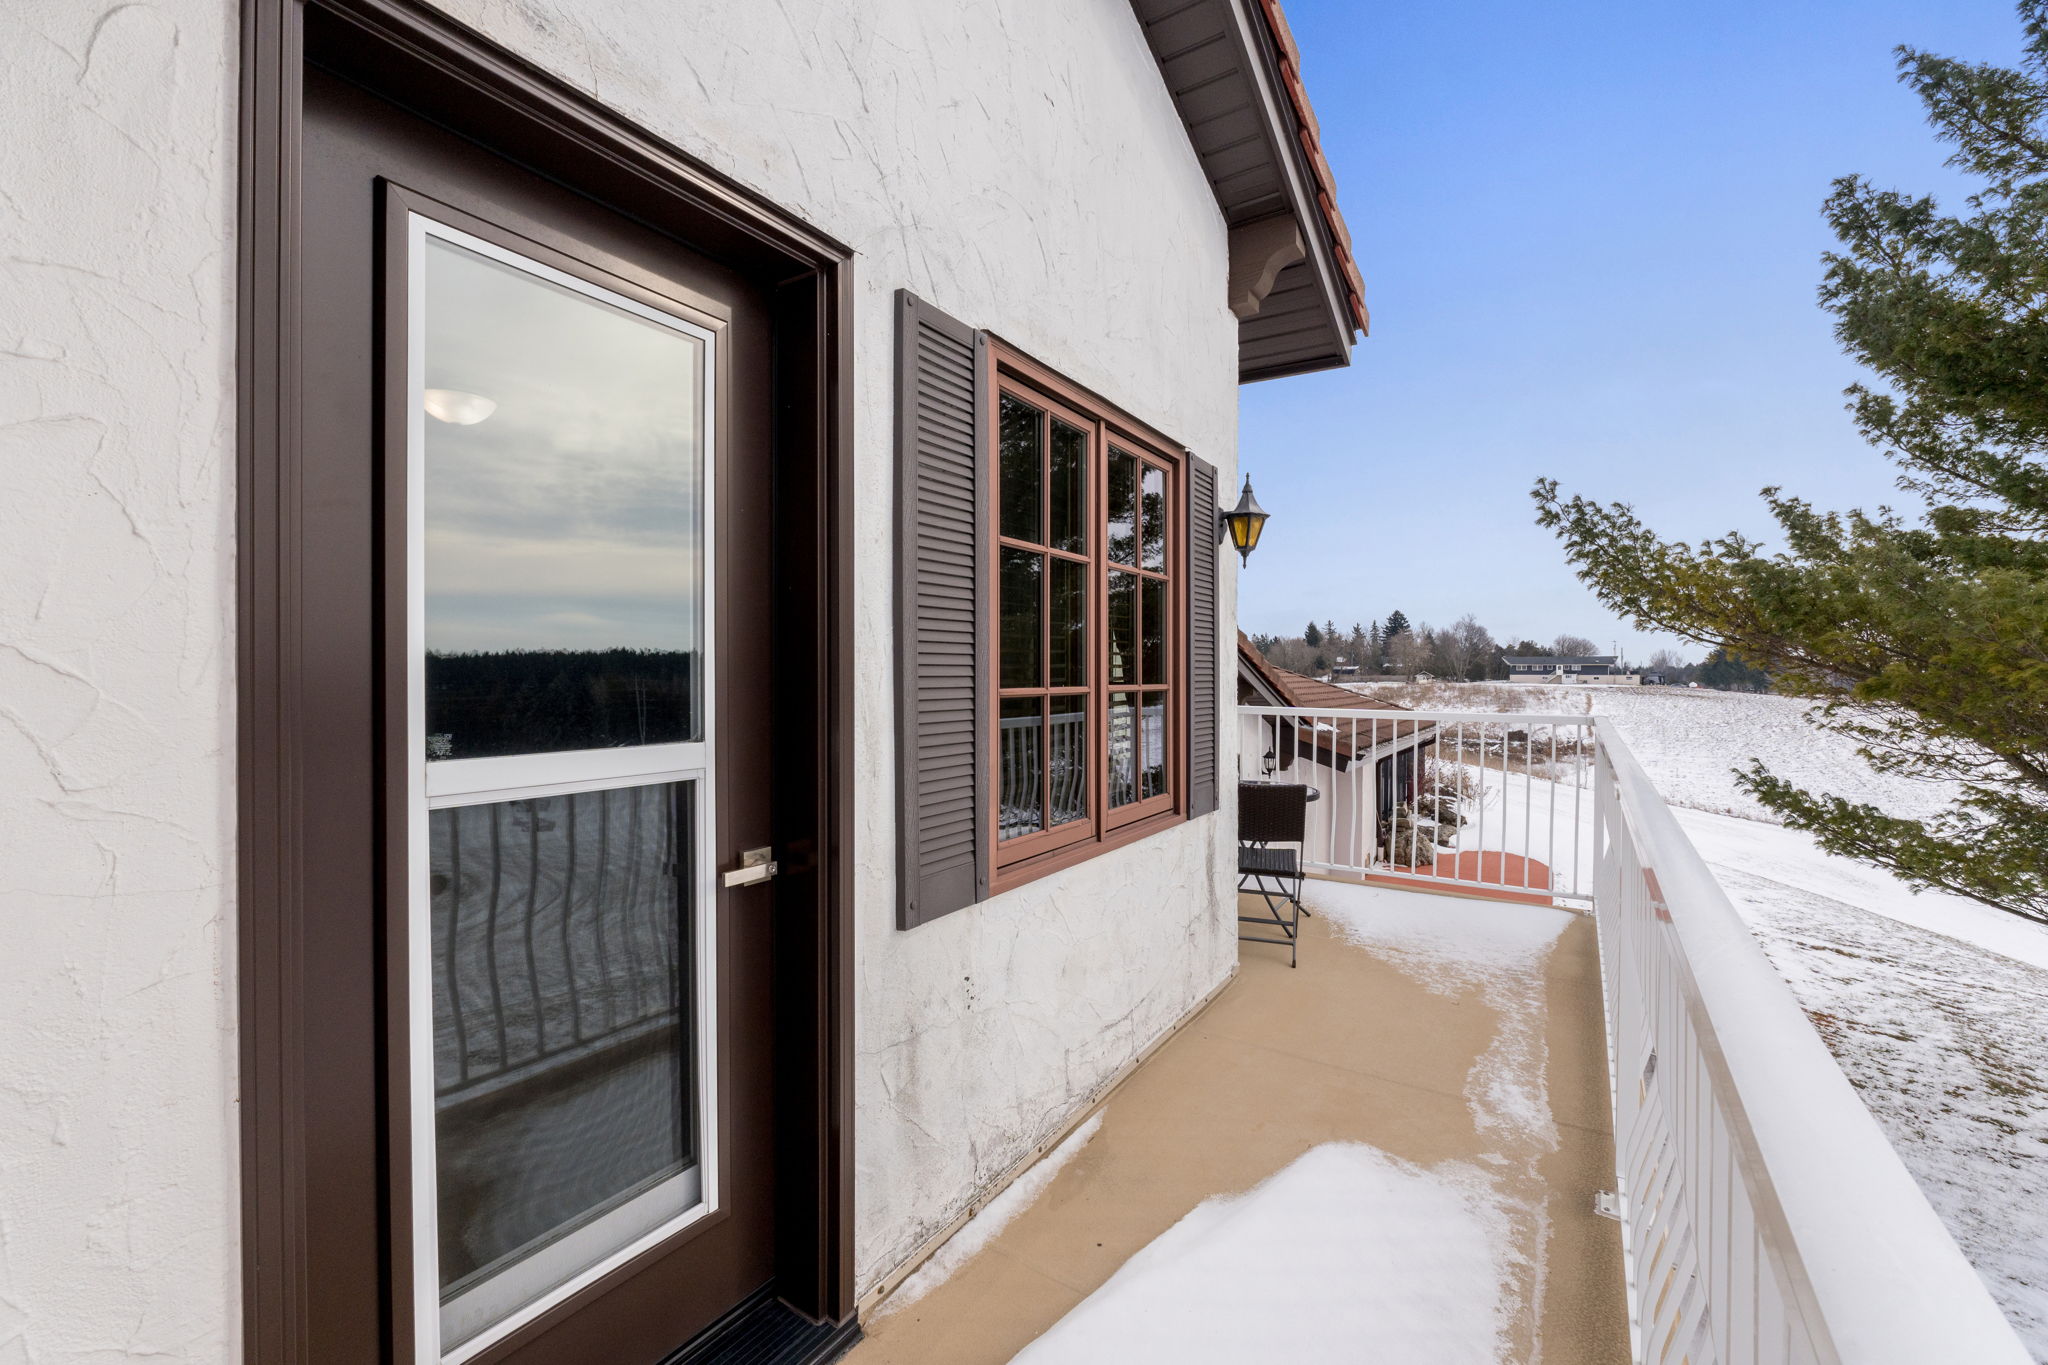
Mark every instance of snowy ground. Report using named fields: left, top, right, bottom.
left=1357, top=681, right=1957, bottom=824
left=1361, top=681, right=2048, bottom=1355
left=1674, top=809, right=2048, bottom=1355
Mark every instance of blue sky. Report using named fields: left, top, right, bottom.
left=1238, top=0, right=2021, bottom=661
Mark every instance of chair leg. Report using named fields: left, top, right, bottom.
left=1236, top=870, right=1306, bottom=967
left=1237, top=872, right=1302, bottom=964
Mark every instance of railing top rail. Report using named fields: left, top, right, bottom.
left=1598, top=730, right=2029, bottom=1364
left=1237, top=705, right=1594, bottom=726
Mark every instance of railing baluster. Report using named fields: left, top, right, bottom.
left=1574, top=722, right=1586, bottom=899
left=1474, top=719, right=1486, bottom=881
left=485, top=802, right=508, bottom=1071
left=1523, top=725, right=1534, bottom=891
left=523, top=803, right=544, bottom=1060
left=563, top=792, right=584, bottom=1044
left=1547, top=726, right=1558, bottom=903
left=593, top=791, right=617, bottom=1033
left=446, top=805, right=469, bottom=1086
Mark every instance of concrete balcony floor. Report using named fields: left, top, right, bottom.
left=847, top=884, right=1630, bottom=1363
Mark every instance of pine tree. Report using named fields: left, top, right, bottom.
left=1696, top=648, right=1770, bottom=693
left=1535, top=3, right=2048, bottom=922
left=1302, top=620, right=1322, bottom=648
left=1383, top=610, right=1411, bottom=638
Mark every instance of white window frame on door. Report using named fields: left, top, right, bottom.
left=403, top=212, right=721, bottom=1365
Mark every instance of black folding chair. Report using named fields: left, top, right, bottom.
left=1238, top=781, right=1309, bottom=968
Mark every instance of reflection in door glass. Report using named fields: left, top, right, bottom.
left=431, top=782, right=698, bottom=1349
left=423, top=237, right=704, bottom=760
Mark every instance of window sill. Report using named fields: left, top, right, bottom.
left=990, top=806, right=1189, bottom=897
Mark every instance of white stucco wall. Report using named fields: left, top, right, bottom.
left=424, top=0, right=1245, bottom=1293
left=2, top=2, right=241, bottom=1360
left=4, top=0, right=1244, bottom=1348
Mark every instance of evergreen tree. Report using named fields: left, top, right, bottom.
left=1383, top=610, right=1411, bottom=638
left=1535, top=3, right=2048, bottom=922
left=1696, top=647, right=1770, bottom=693
left=1302, top=620, right=1322, bottom=648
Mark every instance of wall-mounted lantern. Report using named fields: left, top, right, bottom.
left=1221, top=475, right=1269, bottom=565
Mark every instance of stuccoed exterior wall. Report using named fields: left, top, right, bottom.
left=2, top=1, right=241, bottom=1359
left=423, top=0, right=1245, bottom=1292
left=4, top=0, right=1242, bottom=1349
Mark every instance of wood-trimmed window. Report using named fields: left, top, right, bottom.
left=894, top=292, right=1220, bottom=929
left=987, top=346, right=1185, bottom=888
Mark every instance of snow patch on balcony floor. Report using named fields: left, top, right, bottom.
left=1310, top=882, right=1574, bottom=1152
left=1010, top=1142, right=1516, bottom=1365
left=1011, top=884, right=1581, bottom=1363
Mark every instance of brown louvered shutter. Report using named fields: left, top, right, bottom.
left=1187, top=455, right=1221, bottom=817
left=895, top=290, right=988, bottom=928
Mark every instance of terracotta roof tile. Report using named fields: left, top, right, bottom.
left=1238, top=635, right=1431, bottom=759
left=1259, top=0, right=1367, bottom=338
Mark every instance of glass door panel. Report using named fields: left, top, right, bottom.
left=422, top=234, right=704, bottom=760
left=408, top=214, right=719, bottom=1362
left=432, top=782, right=698, bottom=1348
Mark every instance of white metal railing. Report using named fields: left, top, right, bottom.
left=1592, top=727, right=2027, bottom=1364
left=1236, top=705, right=1598, bottom=903
left=1233, top=704, right=2030, bottom=1362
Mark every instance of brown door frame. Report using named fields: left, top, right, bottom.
left=237, top=2, right=857, bottom=1360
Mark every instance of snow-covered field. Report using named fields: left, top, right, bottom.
left=1365, top=681, right=2048, bottom=1356
left=1358, top=681, right=1958, bottom=824
left=1675, top=808, right=2048, bottom=1355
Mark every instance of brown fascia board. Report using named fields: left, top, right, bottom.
left=1129, top=0, right=1360, bottom=372
left=1256, top=0, right=1365, bottom=334
left=1232, top=0, right=1357, bottom=353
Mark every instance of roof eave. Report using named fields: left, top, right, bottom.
left=1128, top=0, right=1363, bottom=383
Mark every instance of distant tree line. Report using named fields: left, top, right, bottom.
left=1249, top=614, right=1769, bottom=693
left=426, top=648, right=697, bottom=759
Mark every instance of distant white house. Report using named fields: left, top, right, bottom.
left=1502, top=654, right=1642, bottom=686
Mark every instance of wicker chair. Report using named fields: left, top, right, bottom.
left=1238, top=781, right=1310, bottom=968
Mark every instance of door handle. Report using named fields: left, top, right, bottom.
left=722, top=847, right=779, bottom=888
